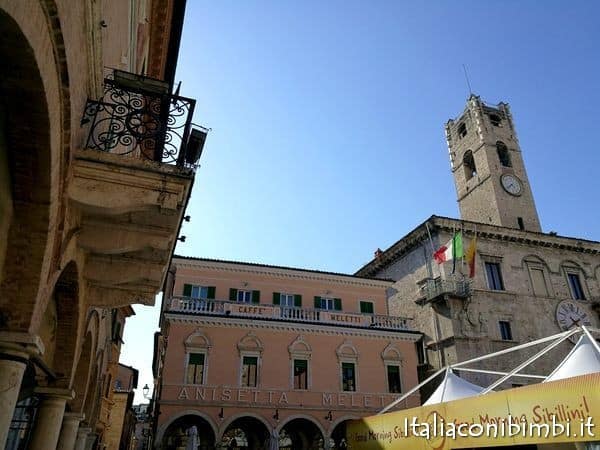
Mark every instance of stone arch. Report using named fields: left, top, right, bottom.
left=156, top=410, right=218, bottom=449
left=185, top=328, right=212, bottom=351
left=0, top=7, right=54, bottom=333
left=69, top=329, right=93, bottom=413
left=49, top=261, right=80, bottom=387
left=560, top=259, right=588, bottom=277
left=288, top=335, right=312, bottom=357
left=380, top=343, right=404, bottom=362
left=219, top=412, right=272, bottom=439
left=237, top=331, right=264, bottom=354
left=277, top=415, right=326, bottom=450
left=335, top=340, right=359, bottom=360
left=219, top=414, right=271, bottom=450
left=328, top=416, right=360, bottom=449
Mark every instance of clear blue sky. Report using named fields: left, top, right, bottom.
left=122, top=0, right=600, bottom=403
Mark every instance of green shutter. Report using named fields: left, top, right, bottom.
left=189, top=353, right=204, bottom=365
left=360, top=301, right=374, bottom=314
left=229, top=288, right=238, bottom=301
left=183, top=284, right=192, bottom=297
left=252, top=290, right=260, bottom=304
left=207, top=286, right=216, bottom=299
left=294, top=359, right=308, bottom=369
left=294, top=294, right=302, bottom=307
left=273, top=292, right=280, bottom=305
left=314, top=296, right=321, bottom=309
left=334, top=298, right=342, bottom=311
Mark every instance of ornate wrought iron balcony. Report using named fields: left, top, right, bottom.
left=167, top=297, right=414, bottom=332
left=81, top=70, right=206, bottom=169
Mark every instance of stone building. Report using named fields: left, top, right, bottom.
left=0, top=1, right=204, bottom=448
left=152, top=257, right=422, bottom=449
left=355, top=95, right=600, bottom=395
left=103, top=363, right=139, bottom=450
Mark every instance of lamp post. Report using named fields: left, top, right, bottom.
left=142, top=384, right=150, bottom=399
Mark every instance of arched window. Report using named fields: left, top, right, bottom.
left=457, top=122, right=467, bottom=138
left=496, top=141, right=511, bottom=167
left=489, top=114, right=501, bottom=126
left=463, top=150, right=477, bottom=180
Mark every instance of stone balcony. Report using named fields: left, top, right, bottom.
left=167, top=297, right=413, bottom=331
left=68, top=71, right=207, bottom=308
left=417, top=278, right=471, bottom=305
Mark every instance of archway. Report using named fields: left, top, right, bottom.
left=279, top=418, right=324, bottom=450
left=329, top=419, right=355, bottom=449
left=220, top=416, right=270, bottom=450
left=161, top=414, right=216, bottom=450
left=0, top=8, right=54, bottom=332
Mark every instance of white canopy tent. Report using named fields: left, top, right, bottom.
left=380, top=325, right=600, bottom=414
left=423, top=369, right=485, bottom=405
left=545, top=333, right=600, bottom=382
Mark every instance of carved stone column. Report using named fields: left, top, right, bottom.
left=27, top=388, right=74, bottom=450
left=0, top=332, right=43, bottom=449
left=74, top=426, right=91, bottom=450
left=57, top=412, right=85, bottom=450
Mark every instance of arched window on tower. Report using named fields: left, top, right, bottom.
left=463, top=150, right=477, bottom=180
left=496, top=141, right=511, bottom=167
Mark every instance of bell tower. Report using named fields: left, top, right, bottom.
left=445, top=95, right=541, bottom=232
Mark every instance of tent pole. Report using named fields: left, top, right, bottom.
left=452, top=329, right=574, bottom=369
left=480, top=328, right=579, bottom=394
left=581, top=325, right=600, bottom=354
left=378, top=367, right=446, bottom=415
left=454, top=367, right=545, bottom=379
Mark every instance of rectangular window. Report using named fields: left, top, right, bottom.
left=314, top=297, right=342, bottom=310
left=342, top=362, right=356, bottom=392
left=530, top=268, right=548, bottom=297
left=499, top=321, right=513, bottom=341
left=293, top=359, right=308, bottom=390
left=237, top=290, right=252, bottom=303
left=183, top=284, right=215, bottom=299
left=567, top=273, right=586, bottom=300
left=186, top=353, right=205, bottom=384
left=280, top=293, right=294, bottom=307
left=241, top=356, right=258, bottom=387
left=485, top=262, right=505, bottom=290
left=360, top=301, right=374, bottom=314
left=387, top=365, right=402, bottom=393
left=321, top=297, right=334, bottom=310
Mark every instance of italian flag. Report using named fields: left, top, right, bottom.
left=433, top=233, right=464, bottom=271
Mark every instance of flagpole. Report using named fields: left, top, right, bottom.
left=425, top=221, right=439, bottom=279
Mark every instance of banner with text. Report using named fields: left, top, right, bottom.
left=347, top=372, right=600, bottom=449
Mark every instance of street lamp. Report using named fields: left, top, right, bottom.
left=143, top=384, right=150, bottom=399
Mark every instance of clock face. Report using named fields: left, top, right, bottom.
left=555, top=300, right=592, bottom=343
left=500, top=174, right=523, bottom=196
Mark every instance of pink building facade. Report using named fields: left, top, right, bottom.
left=153, top=257, right=422, bottom=449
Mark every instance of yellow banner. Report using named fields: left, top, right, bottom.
left=347, top=372, right=600, bottom=449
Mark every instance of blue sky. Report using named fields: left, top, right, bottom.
left=122, top=1, right=600, bottom=402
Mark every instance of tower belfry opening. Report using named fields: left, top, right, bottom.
left=445, top=95, right=541, bottom=232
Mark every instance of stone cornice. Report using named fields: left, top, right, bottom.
left=173, top=257, right=393, bottom=288
left=356, top=215, right=600, bottom=277
left=164, top=313, right=421, bottom=342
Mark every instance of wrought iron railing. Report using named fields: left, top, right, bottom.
left=168, top=297, right=413, bottom=331
left=81, top=70, right=203, bottom=169
left=420, top=278, right=471, bottom=302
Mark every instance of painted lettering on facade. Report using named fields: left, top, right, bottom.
left=175, top=386, right=398, bottom=408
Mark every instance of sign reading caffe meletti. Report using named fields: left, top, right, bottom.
left=171, top=385, right=402, bottom=409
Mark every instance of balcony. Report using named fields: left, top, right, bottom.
left=167, top=297, right=413, bottom=331
left=417, top=278, right=471, bottom=304
left=81, top=70, right=206, bottom=169
left=67, top=71, right=206, bottom=308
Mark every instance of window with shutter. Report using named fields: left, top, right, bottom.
left=530, top=268, right=548, bottom=297
left=360, top=301, right=374, bottom=314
